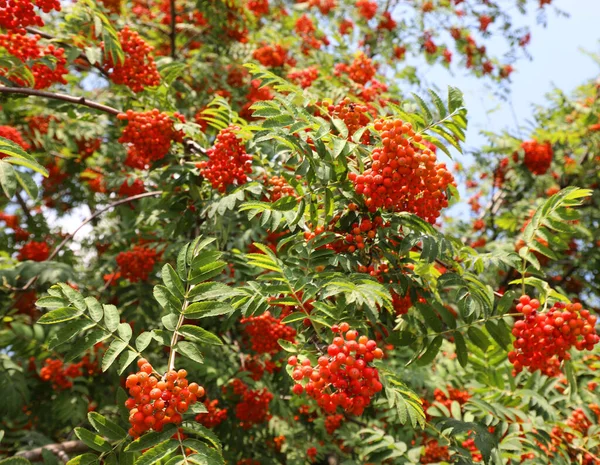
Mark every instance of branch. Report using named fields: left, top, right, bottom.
left=170, top=0, right=177, bottom=59
left=18, top=191, right=162, bottom=291
left=15, top=190, right=34, bottom=223
left=0, top=87, right=121, bottom=116
left=16, top=440, right=88, bottom=462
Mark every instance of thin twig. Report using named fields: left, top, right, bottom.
left=18, top=191, right=162, bottom=291
left=0, top=87, right=120, bottom=116
left=170, top=0, right=177, bottom=59
left=15, top=190, right=34, bottom=223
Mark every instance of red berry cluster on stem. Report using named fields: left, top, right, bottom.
left=118, top=109, right=185, bottom=169
left=520, top=140, right=553, bottom=175
left=18, top=240, right=49, bottom=261
left=39, top=355, right=99, bottom=390
left=0, top=0, right=59, bottom=32
left=349, top=119, right=454, bottom=223
left=195, top=398, right=228, bottom=428
left=125, top=359, right=204, bottom=438
left=229, top=380, right=273, bottom=429
left=197, top=125, right=252, bottom=193
left=103, top=26, right=161, bottom=93
left=115, top=245, right=160, bottom=282
left=326, top=98, right=372, bottom=143
left=240, top=310, right=296, bottom=354
left=508, top=295, right=599, bottom=375
left=289, top=323, right=383, bottom=416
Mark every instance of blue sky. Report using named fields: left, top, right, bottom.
left=424, top=0, right=600, bottom=155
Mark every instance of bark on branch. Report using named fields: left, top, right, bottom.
left=16, top=440, right=88, bottom=462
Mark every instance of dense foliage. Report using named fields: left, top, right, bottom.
left=0, top=0, right=599, bottom=464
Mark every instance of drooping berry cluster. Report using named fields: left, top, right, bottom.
left=508, top=295, right=599, bottom=374
left=103, top=26, right=161, bottom=93
left=0, top=32, right=68, bottom=89
left=115, top=245, right=160, bottom=282
left=355, top=0, right=377, bottom=20
left=289, top=323, right=383, bottom=416
left=229, top=378, right=273, bottom=429
left=240, top=310, right=296, bottom=354
left=262, top=175, right=297, bottom=201
left=324, top=413, right=344, bottom=434
left=118, top=177, right=146, bottom=197
left=252, top=44, right=295, bottom=68
left=391, top=290, right=412, bottom=315
left=0, top=125, right=30, bottom=159
left=117, top=109, right=185, bottom=169
left=39, top=354, right=99, bottom=390
left=125, top=359, right=203, bottom=438
left=420, top=438, right=450, bottom=464
left=197, top=125, right=252, bottom=193
left=18, top=240, right=49, bottom=261
left=339, top=216, right=384, bottom=253
left=520, top=140, right=553, bottom=175
left=287, top=67, right=319, bottom=89
left=326, top=98, right=371, bottom=143
left=349, top=119, right=454, bottom=223
left=195, top=398, right=228, bottom=428
left=0, top=0, right=59, bottom=32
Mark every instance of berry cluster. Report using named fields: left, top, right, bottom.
left=355, top=0, right=377, bottom=20
left=252, top=44, right=294, bottom=68
left=197, top=125, right=252, bottom=193
left=287, top=67, right=319, bottom=89
left=324, top=413, right=344, bottom=434
left=289, top=323, right=383, bottom=416
left=294, top=14, right=326, bottom=52
left=115, top=245, right=160, bottom=282
left=339, top=216, right=384, bottom=253
left=240, top=310, right=296, bottom=354
left=75, top=138, right=101, bottom=159
left=40, top=355, right=99, bottom=390
left=231, top=381, right=273, bottom=429
left=0, top=32, right=68, bottom=89
left=420, top=438, right=450, bottom=464
left=0, top=125, right=30, bottom=159
left=117, top=109, right=185, bottom=169
left=262, top=175, right=297, bottom=201
left=247, top=0, right=269, bottom=17
left=391, top=290, right=412, bottom=315
left=18, top=240, right=49, bottom=261
left=118, top=177, right=146, bottom=197
left=508, top=295, right=599, bottom=374
left=0, top=0, right=59, bottom=32
left=240, top=79, right=273, bottom=120
left=326, top=98, right=371, bottom=142
left=125, top=359, right=204, bottom=437
left=195, top=398, right=228, bottom=428
left=349, top=119, right=454, bottom=223
left=520, top=140, right=553, bottom=175
left=104, top=26, right=161, bottom=93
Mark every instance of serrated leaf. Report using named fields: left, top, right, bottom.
left=135, top=332, right=153, bottom=352
left=176, top=341, right=204, bottom=364
left=102, top=339, right=128, bottom=371
left=103, top=304, right=119, bottom=332
left=178, top=325, right=222, bottom=345
left=183, top=301, right=233, bottom=319
left=88, top=412, right=127, bottom=440
left=38, top=307, right=83, bottom=325
left=84, top=297, right=104, bottom=322
left=66, top=454, right=99, bottom=465
left=125, top=425, right=178, bottom=452
left=135, top=439, right=178, bottom=465
left=416, top=335, right=443, bottom=366
left=454, top=331, right=468, bottom=367
left=74, top=428, right=110, bottom=453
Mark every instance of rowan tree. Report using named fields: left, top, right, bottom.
left=0, top=0, right=599, bottom=465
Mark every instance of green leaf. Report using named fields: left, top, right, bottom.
left=125, top=425, right=178, bottom=452
left=416, top=335, right=443, bottom=366
left=178, top=325, right=222, bottom=345
left=183, top=301, right=233, bottom=319
left=102, top=339, right=128, bottom=371
left=180, top=422, right=222, bottom=451
left=84, top=297, right=104, bottom=322
left=103, top=304, right=119, bottom=332
left=38, top=307, right=84, bottom=325
left=48, top=319, right=95, bottom=350
left=66, top=454, right=99, bottom=465
left=74, top=428, right=111, bottom=453
left=135, top=439, right=178, bottom=465
left=117, top=323, right=132, bottom=342
left=88, top=412, right=127, bottom=440
left=467, top=326, right=491, bottom=351
left=35, top=296, right=67, bottom=309
left=153, top=285, right=182, bottom=312
left=135, top=332, right=153, bottom=352
left=454, top=331, right=468, bottom=367
left=65, top=329, right=110, bottom=362
left=118, top=350, right=138, bottom=375
left=14, top=170, right=38, bottom=199
left=162, top=264, right=185, bottom=299
left=0, top=458, right=33, bottom=465
left=176, top=341, right=204, bottom=364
